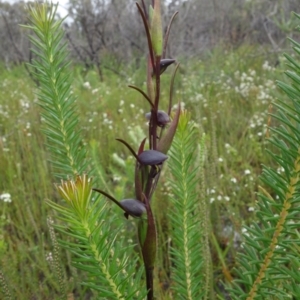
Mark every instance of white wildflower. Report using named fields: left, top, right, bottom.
left=0, top=193, right=11, bottom=203
left=262, top=61, right=272, bottom=71
left=113, top=176, right=122, bottom=182
left=244, top=169, right=251, bottom=175
left=46, top=252, right=53, bottom=261
left=231, top=177, right=237, bottom=183
left=83, top=81, right=91, bottom=89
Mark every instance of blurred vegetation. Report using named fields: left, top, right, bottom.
left=0, top=0, right=299, bottom=73
left=0, top=44, right=293, bottom=298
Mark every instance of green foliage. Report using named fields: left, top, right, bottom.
left=228, top=13, right=300, bottom=300
left=167, top=111, right=205, bottom=299
left=48, top=175, right=145, bottom=299
left=18, top=3, right=145, bottom=299
left=24, top=3, right=88, bottom=179
left=1, top=6, right=299, bottom=299
left=0, top=48, right=287, bottom=299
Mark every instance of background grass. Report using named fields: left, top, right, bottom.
left=0, top=45, right=290, bottom=299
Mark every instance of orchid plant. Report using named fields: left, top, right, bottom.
left=92, top=1, right=180, bottom=297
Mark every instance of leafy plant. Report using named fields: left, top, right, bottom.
left=23, top=3, right=88, bottom=179
left=228, top=13, right=300, bottom=300
left=167, top=111, right=206, bottom=299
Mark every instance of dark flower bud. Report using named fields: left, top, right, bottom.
left=145, top=110, right=170, bottom=127
left=120, top=199, right=146, bottom=218
left=159, top=58, right=176, bottom=75
left=157, top=103, right=181, bottom=154
left=138, top=150, right=168, bottom=165
left=151, top=58, right=176, bottom=76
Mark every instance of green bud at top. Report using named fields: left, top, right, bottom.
left=149, top=5, right=154, bottom=23
left=150, top=0, right=163, bottom=56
